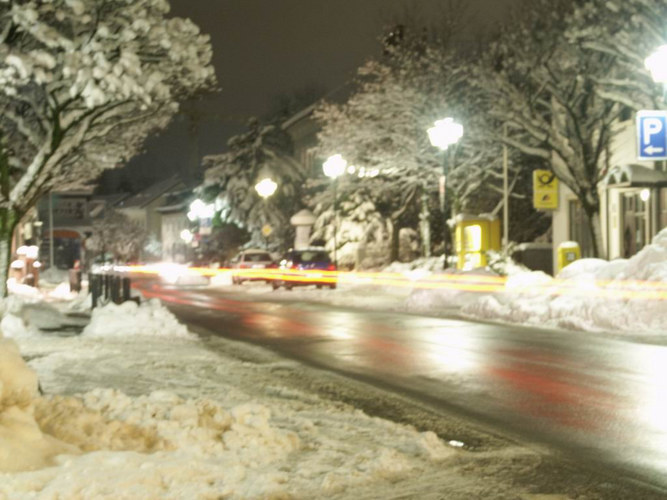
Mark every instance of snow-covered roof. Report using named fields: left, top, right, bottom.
left=116, top=176, right=185, bottom=209
left=155, top=202, right=188, bottom=214
left=281, top=104, right=317, bottom=131
left=604, top=164, right=667, bottom=187
left=454, top=213, right=498, bottom=222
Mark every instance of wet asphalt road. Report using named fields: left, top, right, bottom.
left=135, top=278, right=667, bottom=493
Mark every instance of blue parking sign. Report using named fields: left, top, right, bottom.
left=637, top=110, right=667, bottom=160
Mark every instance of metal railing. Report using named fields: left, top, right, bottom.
left=89, top=272, right=134, bottom=308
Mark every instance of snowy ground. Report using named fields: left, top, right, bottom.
left=0, top=230, right=665, bottom=498
left=0, top=296, right=580, bottom=500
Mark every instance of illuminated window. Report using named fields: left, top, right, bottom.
left=463, top=225, right=482, bottom=252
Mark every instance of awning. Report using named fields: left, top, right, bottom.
left=604, top=164, right=667, bottom=188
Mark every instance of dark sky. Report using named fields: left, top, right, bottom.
left=103, top=0, right=519, bottom=193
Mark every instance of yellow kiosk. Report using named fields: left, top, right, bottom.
left=455, top=214, right=501, bottom=270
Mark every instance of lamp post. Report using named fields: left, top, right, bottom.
left=322, top=154, right=347, bottom=267
left=255, top=177, right=278, bottom=249
left=427, top=117, right=464, bottom=269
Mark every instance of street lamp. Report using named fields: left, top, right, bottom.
left=323, top=154, right=347, bottom=267
left=187, top=199, right=215, bottom=221
left=255, top=177, right=278, bottom=248
left=428, top=117, right=463, bottom=269
left=180, top=229, right=193, bottom=244
left=646, top=45, right=667, bottom=103
left=645, top=45, right=667, bottom=85
left=254, top=177, right=278, bottom=198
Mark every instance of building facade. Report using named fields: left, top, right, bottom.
left=551, top=116, right=667, bottom=271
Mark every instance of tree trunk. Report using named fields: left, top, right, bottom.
left=581, top=196, right=604, bottom=258
left=389, top=218, right=400, bottom=263
left=0, top=208, right=18, bottom=297
left=0, top=137, right=17, bottom=297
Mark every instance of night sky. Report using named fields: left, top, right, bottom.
left=102, top=0, right=519, bottom=193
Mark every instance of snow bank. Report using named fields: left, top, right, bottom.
left=0, top=297, right=457, bottom=499
left=461, top=228, right=667, bottom=334
left=0, top=381, right=454, bottom=499
left=0, top=296, right=43, bottom=338
left=384, top=256, right=444, bottom=273
left=405, top=268, right=501, bottom=313
left=0, top=335, right=76, bottom=472
left=82, top=299, right=194, bottom=339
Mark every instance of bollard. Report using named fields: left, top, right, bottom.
left=110, top=275, right=119, bottom=304
left=122, top=277, right=131, bottom=302
left=90, top=273, right=98, bottom=308
left=104, top=274, right=111, bottom=300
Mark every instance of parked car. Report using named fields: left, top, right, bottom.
left=271, top=248, right=337, bottom=290
left=229, top=249, right=274, bottom=284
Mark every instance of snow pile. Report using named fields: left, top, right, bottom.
left=461, top=228, right=667, bottom=333
left=8, top=389, right=301, bottom=499
left=6, top=278, right=41, bottom=298
left=1, top=381, right=454, bottom=499
left=0, top=335, right=76, bottom=472
left=405, top=267, right=502, bottom=313
left=384, top=256, right=444, bottom=273
left=209, top=270, right=233, bottom=286
left=0, top=296, right=42, bottom=338
left=0, top=295, right=458, bottom=499
left=82, top=299, right=194, bottom=339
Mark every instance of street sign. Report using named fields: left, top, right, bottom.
left=532, top=170, right=559, bottom=210
left=199, top=217, right=212, bottom=236
left=261, top=224, right=273, bottom=237
left=637, top=110, right=667, bottom=161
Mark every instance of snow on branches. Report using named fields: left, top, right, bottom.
left=0, top=0, right=216, bottom=211
left=202, top=118, right=307, bottom=250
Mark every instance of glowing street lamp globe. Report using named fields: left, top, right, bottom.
left=428, top=117, right=464, bottom=151
left=323, top=154, right=347, bottom=179
left=187, top=199, right=214, bottom=221
left=255, top=177, right=278, bottom=198
left=180, top=229, right=193, bottom=243
left=645, top=45, right=667, bottom=84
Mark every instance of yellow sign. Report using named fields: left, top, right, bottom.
left=261, top=224, right=273, bottom=237
left=533, top=170, right=559, bottom=210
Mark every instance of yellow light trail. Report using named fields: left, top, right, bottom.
left=121, top=265, right=667, bottom=301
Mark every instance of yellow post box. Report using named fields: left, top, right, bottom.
left=556, top=241, right=581, bottom=273
left=455, top=214, right=501, bottom=270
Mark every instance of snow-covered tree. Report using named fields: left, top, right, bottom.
left=475, top=0, right=634, bottom=257
left=565, top=0, right=666, bottom=109
left=309, top=181, right=390, bottom=268
left=202, top=118, right=307, bottom=250
left=0, top=0, right=215, bottom=292
left=87, top=210, right=147, bottom=263
left=314, top=33, right=525, bottom=262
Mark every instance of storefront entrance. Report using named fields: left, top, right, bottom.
left=621, top=192, right=648, bottom=258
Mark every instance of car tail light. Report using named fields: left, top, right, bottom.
left=327, top=264, right=336, bottom=271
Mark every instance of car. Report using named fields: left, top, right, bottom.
left=271, top=248, right=337, bottom=290
left=229, top=249, right=274, bottom=284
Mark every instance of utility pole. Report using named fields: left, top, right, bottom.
left=503, top=123, right=509, bottom=248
